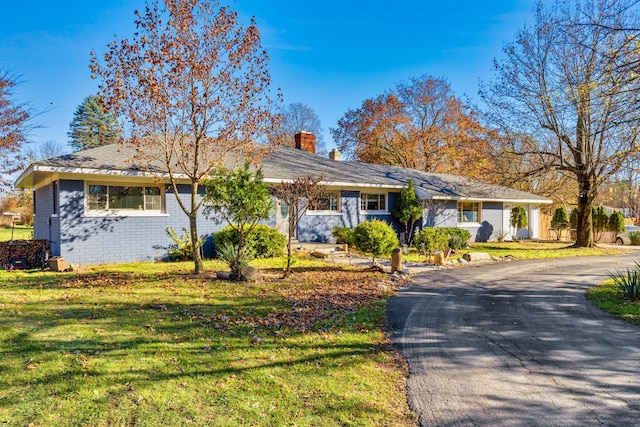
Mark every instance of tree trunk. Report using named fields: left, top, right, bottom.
left=190, top=212, right=203, bottom=274
left=574, top=176, right=594, bottom=248
left=190, top=183, right=203, bottom=274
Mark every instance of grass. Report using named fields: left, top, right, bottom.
left=402, top=240, right=629, bottom=263
left=0, top=258, right=416, bottom=426
left=0, top=224, right=33, bottom=241
left=587, top=279, right=640, bottom=326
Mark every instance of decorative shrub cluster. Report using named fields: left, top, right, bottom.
left=332, top=226, right=355, bottom=247
left=214, top=224, right=286, bottom=259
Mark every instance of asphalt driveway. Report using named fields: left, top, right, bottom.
left=387, top=252, right=640, bottom=426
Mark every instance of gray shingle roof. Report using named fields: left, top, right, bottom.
left=16, top=143, right=551, bottom=203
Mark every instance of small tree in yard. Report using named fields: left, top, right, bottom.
left=413, top=227, right=449, bottom=263
left=608, top=211, right=626, bottom=238
left=352, top=220, right=399, bottom=265
left=271, top=175, right=327, bottom=276
left=592, top=206, right=609, bottom=243
left=203, top=163, right=273, bottom=277
left=392, top=178, right=422, bottom=245
left=570, top=208, right=578, bottom=230
left=510, top=206, right=527, bottom=239
left=551, top=207, right=570, bottom=240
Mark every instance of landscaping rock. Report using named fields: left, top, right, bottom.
left=311, top=251, right=329, bottom=259
left=240, top=266, right=263, bottom=283
left=462, top=252, right=492, bottom=262
left=216, top=271, right=232, bottom=280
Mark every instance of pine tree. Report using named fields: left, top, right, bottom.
left=68, top=95, right=120, bottom=151
left=392, top=179, right=422, bottom=245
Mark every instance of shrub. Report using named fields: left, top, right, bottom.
left=592, top=206, right=609, bottom=242
left=570, top=208, right=578, bottom=229
left=214, top=224, right=286, bottom=258
left=441, top=228, right=471, bottom=250
left=510, top=206, right=528, bottom=229
left=414, top=227, right=449, bottom=262
left=551, top=207, right=570, bottom=229
left=332, top=226, right=355, bottom=246
left=630, top=231, right=640, bottom=246
left=216, top=240, right=254, bottom=275
left=610, top=260, right=640, bottom=301
left=608, top=211, right=625, bottom=233
left=352, top=220, right=399, bottom=263
left=166, top=227, right=207, bottom=261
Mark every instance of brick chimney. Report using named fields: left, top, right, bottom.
left=294, top=132, right=316, bottom=154
left=329, top=148, right=341, bottom=161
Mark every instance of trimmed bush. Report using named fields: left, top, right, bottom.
left=570, top=208, right=578, bottom=229
left=414, top=227, right=449, bottom=261
left=551, top=207, right=570, bottom=229
left=352, top=220, right=399, bottom=263
left=440, top=228, right=471, bottom=250
left=214, top=224, right=286, bottom=259
left=332, top=226, right=355, bottom=246
left=608, top=211, right=625, bottom=233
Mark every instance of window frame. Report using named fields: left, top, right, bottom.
left=84, top=182, right=166, bottom=217
left=360, top=193, right=388, bottom=213
left=458, top=201, right=481, bottom=224
left=307, top=191, right=341, bottom=214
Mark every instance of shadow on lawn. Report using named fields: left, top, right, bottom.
left=0, top=266, right=388, bottom=396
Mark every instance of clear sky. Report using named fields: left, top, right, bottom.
left=0, top=0, right=541, bottom=155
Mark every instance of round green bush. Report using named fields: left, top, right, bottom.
left=352, top=220, right=399, bottom=259
left=214, top=224, right=286, bottom=258
left=332, top=226, right=355, bottom=246
left=413, top=227, right=449, bottom=257
left=440, top=227, right=471, bottom=250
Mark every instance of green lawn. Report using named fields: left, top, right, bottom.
left=0, top=225, right=33, bottom=241
left=402, top=240, right=630, bottom=263
left=587, top=276, right=640, bottom=327
left=0, top=259, right=416, bottom=426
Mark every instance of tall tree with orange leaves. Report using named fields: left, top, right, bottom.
left=91, top=0, right=281, bottom=273
left=331, top=75, right=494, bottom=180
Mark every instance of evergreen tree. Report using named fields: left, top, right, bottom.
left=67, top=95, right=120, bottom=151
left=551, top=206, right=570, bottom=240
left=392, top=179, right=422, bottom=245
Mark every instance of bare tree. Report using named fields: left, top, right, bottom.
left=271, top=176, right=326, bottom=276
left=24, top=140, right=69, bottom=162
left=481, top=0, right=640, bottom=247
left=279, top=102, right=326, bottom=155
left=91, top=0, right=282, bottom=273
left=0, top=70, right=33, bottom=185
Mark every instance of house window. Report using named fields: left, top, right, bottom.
left=361, top=193, right=386, bottom=212
left=458, top=201, right=480, bottom=223
left=310, top=192, right=339, bottom=212
left=87, top=184, right=163, bottom=211
left=52, top=181, right=59, bottom=215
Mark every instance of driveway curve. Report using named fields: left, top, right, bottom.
left=387, top=252, right=640, bottom=426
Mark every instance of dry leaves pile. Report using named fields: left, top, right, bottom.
left=42, top=267, right=406, bottom=336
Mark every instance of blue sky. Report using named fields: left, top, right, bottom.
left=0, top=0, right=540, bottom=154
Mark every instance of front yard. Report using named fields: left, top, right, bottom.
left=0, top=241, right=634, bottom=426
left=0, top=259, right=416, bottom=426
